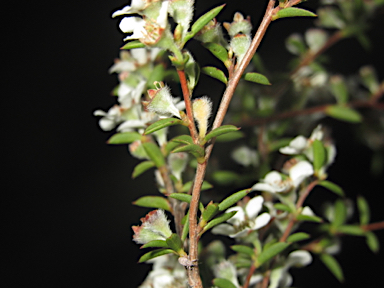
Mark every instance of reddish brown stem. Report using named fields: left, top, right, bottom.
left=362, top=221, right=384, bottom=232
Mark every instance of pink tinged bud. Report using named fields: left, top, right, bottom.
left=230, top=34, right=251, bottom=65
left=192, top=96, right=212, bottom=139
left=132, top=209, right=173, bottom=244
left=145, top=82, right=181, bottom=118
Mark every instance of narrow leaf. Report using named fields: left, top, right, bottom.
left=202, top=66, right=228, bottom=84
left=204, top=125, right=240, bottom=143
left=296, top=214, right=323, bottom=223
left=317, top=180, right=344, bottom=197
left=121, top=40, right=146, bottom=50
left=257, top=242, right=290, bottom=266
left=144, top=118, right=184, bottom=135
left=273, top=7, right=317, bottom=20
left=231, top=245, right=255, bottom=256
left=218, top=189, right=250, bottom=211
left=333, top=199, right=347, bottom=227
left=366, top=231, right=380, bottom=253
left=287, top=232, right=311, bottom=243
left=133, top=196, right=171, bottom=212
left=212, top=278, right=237, bottom=288
left=203, top=42, right=229, bottom=64
left=142, top=142, right=165, bottom=168
left=312, top=139, right=326, bottom=172
left=325, top=105, right=363, bottom=123
left=181, top=180, right=213, bottom=193
left=357, top=195, right=370, bottom=225
left=337, top=225, right=365, bottom=236
left=140, top=240, right=168, bottom=249
left=138, top=249, right=175, bottom=263
left=274, top=203, right=292, bottom=213
left=215, top=130, right=244, bottom=142
left=166, top=233, right=184, bottom=254
left=172, top=143, right=205, bottom=159
left=171, top=135, right=194, bottom=145
left=132, top=161, right=155, bottom=178
left=203, top=211, right=237, bottom=232
left=188, top=4, right=225, bottom=40
left=181, top=210, right=190, bottom=241
left=244, top=72, right=271, bottom=85
left=319, top=253, right=344, bottom=282
left=168, top=193, right=204, bottom=211
left=201, top=203, right=219, bottom=222
left=330, top=76, right=349, bottom=104
left=107, top=132, right=142, bottom=144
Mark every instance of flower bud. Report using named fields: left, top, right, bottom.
left=223, top=12, right=252, bottom=37
left=192, top=96, right=212, bottom=139
left=168, top=152, right=188, bottom=180
left=143, top=82, right=181, bottom=118
left=230, top=34, right=251, bottom=65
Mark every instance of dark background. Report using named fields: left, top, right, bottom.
left=4, top=0, right=384, bottom=287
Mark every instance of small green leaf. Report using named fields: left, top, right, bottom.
left=257, top=242, right=290, bottom=267
left=357, top=195, right=370, bottom=225
left=201, top=66, right=228, bottom=84
left=133, top=196, right=171, bottom=212
left=212, top=170, right=240, bottom=186
left=171, top=135, right=194, bottom=145
left=325, top=105, right=363, bottom=123
left=333, top=199, right=347, bottom=227
left=144, top=118, right=184, bottom=135
left=132, top=161, right=155, bottom=178
left=142, top=142, right=165, bottom=168
left=216, top=130, right=244, bottom=142
left=121, top=40, right=146, bottom=50
left=337, top=225, right=365, bottom=236
left=273, top=7, right=317, bottom=20
left=203, top=42, right=229, bottom=64
left=203, top=211, right=237, bottom=232
left=244, top=72, right=271, bottom=85
left=317, top=180, right=344, bottom=197
left=231, top=245, right=255, bottom=256
left=166, top=233, right=184, bottom=254
left=181, top=181, right=213, bottom=193
left=138, top=249, right=175, bottom=263
left=218, top=189, right=250, bottom=211
left=172, top=143, right=205, bottom=160
left=312, top=139, right=326, bottom=172
left=287, top=232, right=310, bottom=243
left=296, top=214, right=323, bottom=223
left=168, top=193, right=204, bottom=211
left=204, top=125, right=240, bottom=143
left=201, top=203, right=219, bottom=222
left=181, top=210, right=190, bottom=241
left=274, top=203, right=292, bottom=213
left=140, top=240, right=169, bottom=249
left=319, top=253, right=344, bottom=282
left=107, top=132, right=142, bottom=144
left=187, top=4, right=225, bottom=41
left=330, top=76, right=348, bottom=104
left=212, top=278, right=237, bottom=288
left=366, top=231, right=380, bottom=253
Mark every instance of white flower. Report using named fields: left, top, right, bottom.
left=213, top=260, right=240, bottom=288
left=93, top=105, right=123, bottom=131
left=211, top=196, right=271, bottom=238
left=119, top=16, right=147, bottom=41
left=112, top=0, right=147, bottom=18
left=252, top=160, right=314, bottom=193
left=231, top=146, right=259, bottom=167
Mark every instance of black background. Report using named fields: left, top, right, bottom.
left=4, top=0, right=384, bottom=287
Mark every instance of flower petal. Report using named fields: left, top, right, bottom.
left=289, top=161, right=314, bottom=187
left=245, top=196, right=264, bottom=219
left=253, top=212, right=271, bottom=230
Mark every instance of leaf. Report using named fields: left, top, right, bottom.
left=144, top=118, right=184, bottom=135
left=140, top=240, right=169, bottom=249
left=204, top=125, right=240, bottom=143
left=274, top=203, right=293, bottom=213
left=296, top=214, right=323, bottom=223
left=312, top=139, right=326, bottom=172
left=212, top=278, right=237, bottom=288
left=337, top=225, right=365, bottom=236
left=201, top=203, right=219, bottom=222
left=218, top=189, right=250, bottom=211
left=330, top=76, right=348, bottom=104
left=168, top=193, right=204, bottom=211
left=138, top=249, right=175, bottom=263
left=273, top=7, right=317, bottom=20
left=215, top=130, right=244, bottom=142
left=121, top=40, right=146, bottom=50
left=170, top=135, right=194, bottom=145
left=172, top=143, right=205, bottom=159
left=317, top=180, right=344, bottom=197
left=333, top=199, right=347, bottom=227
left=142, top=142, right=166, bottom=168
left=231, top=245, right=255, bottom=256
left=187, top=4, right=225, bottom=41
left=325, top=105, right=363, bottom=123
left=244, top=72, right=271, bottom=85
left=107, top=132, right=142, bottom=144
left=357, top=195, right=370, bottom=225
left=212, top=170, right=240, bottom=186
left=203, top=42, right=229, bottom=64
left=203, top=211, right=237, bottom=232
left=181, top=210, right=190, bottom=241
left=133, top=196, right=171, bottom=212
left=319, top=253, right=344, bottom=282
left=366, top=231, right=380, bottom=253
left=166, top=233, right=184, bottom=254
left=201, top=66, right=228, bottom=84
left=132, top=161, right=155, bottom=178
left=287, top=232, right=310, bottom=243
left=181, top=181, right=213, bottom=193
left=257, top=242, right=290, bottom=267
